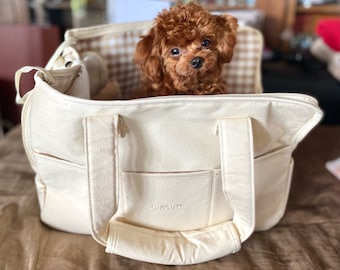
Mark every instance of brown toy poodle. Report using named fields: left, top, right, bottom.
left=133, top=2, right=238, bottom=98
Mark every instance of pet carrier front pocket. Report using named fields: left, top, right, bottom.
left=33, top=151, right=90, bottom=234
left=116, top=170, right=233, bottom=231
left=253, top=146, right=294, bottom=230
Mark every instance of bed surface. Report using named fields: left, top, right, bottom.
left=1, top=125, right=340, bottom=269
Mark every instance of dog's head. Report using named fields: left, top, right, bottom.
left=134, top=2, right=238, bottom=93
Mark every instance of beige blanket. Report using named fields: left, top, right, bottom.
left=1, top=125, right=340, bottom=269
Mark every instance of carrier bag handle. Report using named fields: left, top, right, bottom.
left=15, top=37, right=77, bottom=104
left=15, top=66, right=55, bottom=104
left=84, top=115, right=255, bottom=265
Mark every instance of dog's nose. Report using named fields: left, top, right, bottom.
left=191, top=57, right=204, bottom=69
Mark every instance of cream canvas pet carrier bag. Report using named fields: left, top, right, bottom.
left=16, top=21, right=322, bottom=265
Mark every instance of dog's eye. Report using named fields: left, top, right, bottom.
left=170, top=48, right=181, bottom=56
left=202, top=39, right=211, bottom=48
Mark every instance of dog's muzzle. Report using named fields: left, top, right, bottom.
left=191, top=57, right=204, bottom=69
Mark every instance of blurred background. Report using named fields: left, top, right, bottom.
left=0, top=0, right=339, bottom=136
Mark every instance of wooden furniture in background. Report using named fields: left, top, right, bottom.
left=0, top=25, right=60, bottom=126
left=176, top=0, right=339, bottom=51
left=255, top=0, right=297, bottom=51
left=0, top=0, right=30, bottom=24
left=174, top=0, right=298, bottom=51
left=295, top=3, right=340, bottom=34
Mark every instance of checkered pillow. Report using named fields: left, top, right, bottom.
left=64, top=21, right=263, bottom=97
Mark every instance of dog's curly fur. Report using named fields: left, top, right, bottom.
left=133, top=2, right=238, bottom=97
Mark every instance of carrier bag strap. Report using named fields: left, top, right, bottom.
left=15, top=66, right=55, bottom=104
left=84, top=115, right=255, bottom=265
left=216, top=117, right=255, bottom=242
left=15, top=38, right=77, bottom=105
left=83, top=115, right=121, bottom=243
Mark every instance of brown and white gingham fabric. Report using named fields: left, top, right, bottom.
left=59, top=21, right=263, bottom=97
left=223, top=27, right=263, bottom=94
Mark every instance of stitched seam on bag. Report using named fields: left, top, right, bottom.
left=122, top=171, right=214, bottom=180
left=112, top=223, right=118, bottom=253
left=273, top=158, right=294, bottom=224
left=114, top=221, right=233, bottom=239
left=21, top=93, right=37, bottom=170
left=208, top=171, right=217, bottom=226
left=33, top=150, right=84, bottom=168
left=218, top=121, right=231, bottom=204
left=37, top=83, right=321, bottom=108
left=84, top=119, right=98, bottom=238
left=247, top=117, right=255, bottom=237
left=137, top=176, right=207, bottom=180
left=114, top=116, right=120, bottom=221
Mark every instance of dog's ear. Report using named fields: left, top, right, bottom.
left=215, top=14, right=238, bottom=63
left=134, top=29, right=163, bottom=83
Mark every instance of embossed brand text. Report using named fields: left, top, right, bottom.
left=150, top=203, right=184, bottom=211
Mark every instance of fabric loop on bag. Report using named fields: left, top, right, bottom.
left=15, top=66, right=55, bottom=104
